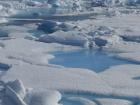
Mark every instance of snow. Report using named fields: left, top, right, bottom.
left=100, top=64, right=140, bottom=97
left=26, top=90, right=61, bottom=105
left=0, top=18, right=8, bottom=24
left=95, top=98, right=133, bottom=105
left=1, top=60, right=113, bottom=94
left=6, top=79, right=26, bottom=99
left=1, top=1, right=140, bottom=105
left=37, top=20, right=77, bottom=33
left=25, top=1, right=43, bottom=7
left=38, top=31, right=88, bottom=47
left=2, top=79, right=61, bottom=105
left=1, top=37, right=140, bottom=104
left=116, top=52, right=140, bottom=63
left=64, top=97, right=97, bottom=105
left=64, top=97, right=133, bottom=105
left=0, top=29, right=9, bottom=38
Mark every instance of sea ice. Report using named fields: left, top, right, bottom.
left=2, top=79, right=61, bottom=105
left=0, top=1, right=140, bottom=105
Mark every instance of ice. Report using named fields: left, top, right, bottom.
left=0, top=0, right=140, bottom=20
left=95, top=98, right=133, bottom=105
left=100, top=64, right=140, bottom=97
left=0, top=29, right=9, bottom=38
left=62, top=96, right=133, bottom=105
left=0, top=2, right=16, bottom=17
left=63, top=97, right=97, bottom=105
left=25, top=1, right=43, bottom=7
left=87, top=0, right=140, bottom=6
left=25, top=90, right=61, bottom=105
left=5, top=80, right=27, bottom=105
left=38, top=31, right=88, bottom=47
left=116, top=52, right=140, bottom=63
left=38, top=23, right=121, bottom=48
left=0, top=62, right=11, bottom=71
left=1, top=1, right=140, bottom=105
left=6, top=79, right=26, bottom=99
left=37, top=20, right=77, bottom=33
left=1, top=79, right=61, bottom=105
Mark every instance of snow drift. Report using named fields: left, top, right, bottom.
left=3, top=79, right=61, bottom=105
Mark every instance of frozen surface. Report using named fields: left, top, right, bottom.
left=1, top=79, right=61, bottom=105
left=0, top=1, right=140, bottom=105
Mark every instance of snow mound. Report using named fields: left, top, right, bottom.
left=38, top=31, right=87, bottom=46
left=3, top=79, right=62, bottom=105
left=5, top=80, right=27, bottom=105
left=26, top=89, right=61, bottom=105
left=6, top=79, right=26, bottom=99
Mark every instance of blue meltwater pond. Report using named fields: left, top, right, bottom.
left=49, top=50, right=135, bottom=73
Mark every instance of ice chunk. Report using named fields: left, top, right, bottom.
left=0, top=29, right=8, bottom=37
left=37, top=20, right=76, bottom=34
left=88, top=26, right=121, bottom=48
left=89, top=26, right=115, bottom=36
left=26, top=90, right=61, bottom=105
left=5, top=85, right=27, bottom=105
left=37, top=20, right=59, bottom=33
left=6, top=79, right=26, bottom=99
left=58, top=22, right=77, bottom=32
left=93, top=35, right=121, bottom=48
left=94, top=37, right=107, bottom=47
left=5, top=80, right=27, bottom=105
left=38, top=31, right=87, bottom=46
left=26, top=1, right=43, bottom=7
left=4, top=79, right=62, bottom=105
left=0, top=62, right=11, bottom=71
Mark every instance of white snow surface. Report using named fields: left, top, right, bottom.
left=0, top=2, right=140, bottom=105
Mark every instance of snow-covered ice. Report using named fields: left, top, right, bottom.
left=1, top=79, right=61, bottom=105
left=1, top=0, right=140, bottom=105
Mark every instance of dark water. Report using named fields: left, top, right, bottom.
left=49, top=50, right=135, bottom=73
